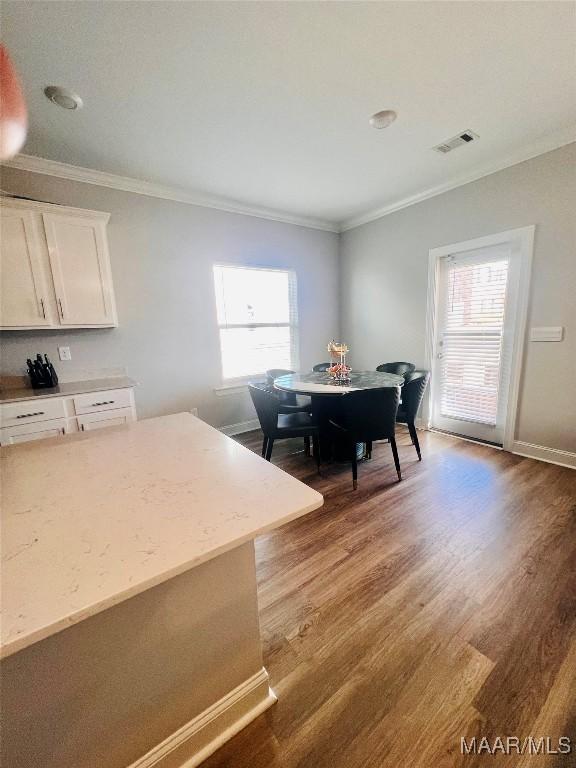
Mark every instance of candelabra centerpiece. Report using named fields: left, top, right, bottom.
left=327, top=340, right=352, bottom=383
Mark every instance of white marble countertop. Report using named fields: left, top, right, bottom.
left=0, top=413, right=323, bottom=658
left=0, top=376, right=137, bottom=404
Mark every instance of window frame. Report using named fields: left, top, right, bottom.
left=213, top=263, right=300, bottom=384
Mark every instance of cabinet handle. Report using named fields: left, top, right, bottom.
left=40, top=298, right=46, bottom=319
left=81, top=424, right=85, bottom=431
left=91, top=400, right=114, bottom=407
left=58, top=298, right=64, bottom=319
left=16, top=411, right=45, bottom=419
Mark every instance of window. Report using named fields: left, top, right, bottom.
left=213, top=265, right=299, bottom=380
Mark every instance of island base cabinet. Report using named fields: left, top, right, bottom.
left=0, top=541, right=276, bottom=768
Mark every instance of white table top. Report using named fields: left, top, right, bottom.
left=274, top=370, right=404, bottom=396
left=0, top=413, right=323, bottom=658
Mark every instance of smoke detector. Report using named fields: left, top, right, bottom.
left=44, top=85, right=83, bottom=110
left=369, top=110, right=397, bottom=129
left=433, top=130, right=479, bottom=154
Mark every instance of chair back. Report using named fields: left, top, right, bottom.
left=249, top=383, right=279, bottom=436
left=266, top=368, right=294, bottom=384
left=265, top=368, right=297, bottom=404
left=336, top=386, right=401, bottom=441
left=312, top=362, right=331, bottom=372
left=376, top=361, right=416, bottom=377
left=401, top=371, right=430, bottom=421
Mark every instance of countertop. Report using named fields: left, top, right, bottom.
left=0, top=413, right=324, bottom=658
left=0, top=376, right=137, bottom=404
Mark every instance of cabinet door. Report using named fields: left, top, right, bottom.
left=0, top=418, right=68, bottom=445
left=43, top=212, right=117, bottom=327
left=77, top=407, right=135, bottom=432
left=0, top=208, right=51, bottom=328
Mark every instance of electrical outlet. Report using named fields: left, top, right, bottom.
left=58, top=346, right=72, bottom=361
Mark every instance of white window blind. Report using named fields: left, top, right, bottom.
left=438, top=255, right=509, bottom=426
left=213, top=265, right=299, bottom=380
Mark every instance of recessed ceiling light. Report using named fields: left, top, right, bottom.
left=369, top=110, right=397, bottom=129
left=44, top=85, right=83, bottom=110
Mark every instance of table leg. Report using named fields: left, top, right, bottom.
left=311, top=396, right=366, bottom=463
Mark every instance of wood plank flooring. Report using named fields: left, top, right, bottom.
left=204, top=428, right=576, bottom=768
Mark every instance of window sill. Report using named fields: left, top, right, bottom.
left=213, top=379, right=263, bottom=397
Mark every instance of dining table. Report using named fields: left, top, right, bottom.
left=274, top=370, right=404, bottom=461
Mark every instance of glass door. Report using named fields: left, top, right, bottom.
left=430, top=244, right=514, bottom=445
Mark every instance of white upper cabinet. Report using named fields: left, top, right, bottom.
left=0, top=207, right=51, bottom=328
left=0, top=199, right=118, bottom=330
left=43, top=212, right=117, bottom=326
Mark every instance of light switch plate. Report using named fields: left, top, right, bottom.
left=58, top=346, right=72, bottom=361
left=530, top=326, right=564, bottom=342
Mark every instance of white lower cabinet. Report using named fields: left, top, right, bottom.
left=0, top=418, right=70, bottom=445
left=0, top=387, right=136, bottom=445
left=76, top=407, right=135, bottom=432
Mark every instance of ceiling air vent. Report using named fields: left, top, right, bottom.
left=433, top=130, right=479, bottom=154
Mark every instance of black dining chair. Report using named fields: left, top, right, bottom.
left=266, top=369, right=297, bottom=403
left=329, top=386, right=401, bottom=489
left=249, top=383, right=320, bottom=471
left=312, top=362, right=331, bottom=372
left=376, top=361, right=416, bottom=378
left=265, top=369, right=311, bottom=409
left=265, top=368, right=312, bottom=453
left=396, top=370, right=430, bottom=461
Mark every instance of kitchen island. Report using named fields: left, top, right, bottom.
left=1, top=413, right=323, bottom=768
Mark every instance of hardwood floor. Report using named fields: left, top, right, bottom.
left=204, top=428, right=576, bottom=768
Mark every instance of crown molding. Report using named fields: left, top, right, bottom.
left=4, top=128, right=574, bottom=235
left=340, top=127, right=576, bottom=232
left=1, top=154, right=339, bottom=233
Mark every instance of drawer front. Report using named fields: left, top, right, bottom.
left=73, top=388, right=133, bottom=415
left=76, top=407, right=135, bottom=432
left=0, top=397, right=66, bottom=428
left=0, top=418, right=68, bottom=445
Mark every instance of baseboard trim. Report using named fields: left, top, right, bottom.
left=511, top=441, right=576, bottom=470
left=128, top=667, right=276, bottom=768
left=220, top=418, right=260, bottom=437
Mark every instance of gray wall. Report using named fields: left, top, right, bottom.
left=0, top=167, right=340, bottom=427
left=340, top=143, right=576, bottom=453
left=2, top=145, right=574, bottom=450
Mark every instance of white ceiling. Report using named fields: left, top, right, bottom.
left=3, top=1, right=575, bottom=230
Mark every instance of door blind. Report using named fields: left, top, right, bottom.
left=438, top=256, right=509, bottom=426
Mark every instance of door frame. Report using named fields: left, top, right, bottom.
left=424, top=226, right=535, bottom=451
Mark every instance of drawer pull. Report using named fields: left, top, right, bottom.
left=91, top=400, right=114, bottom=407
left=16, top=411, right=45, bottom=419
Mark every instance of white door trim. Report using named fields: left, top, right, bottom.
left=424, top=226, right=535, bottom=452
